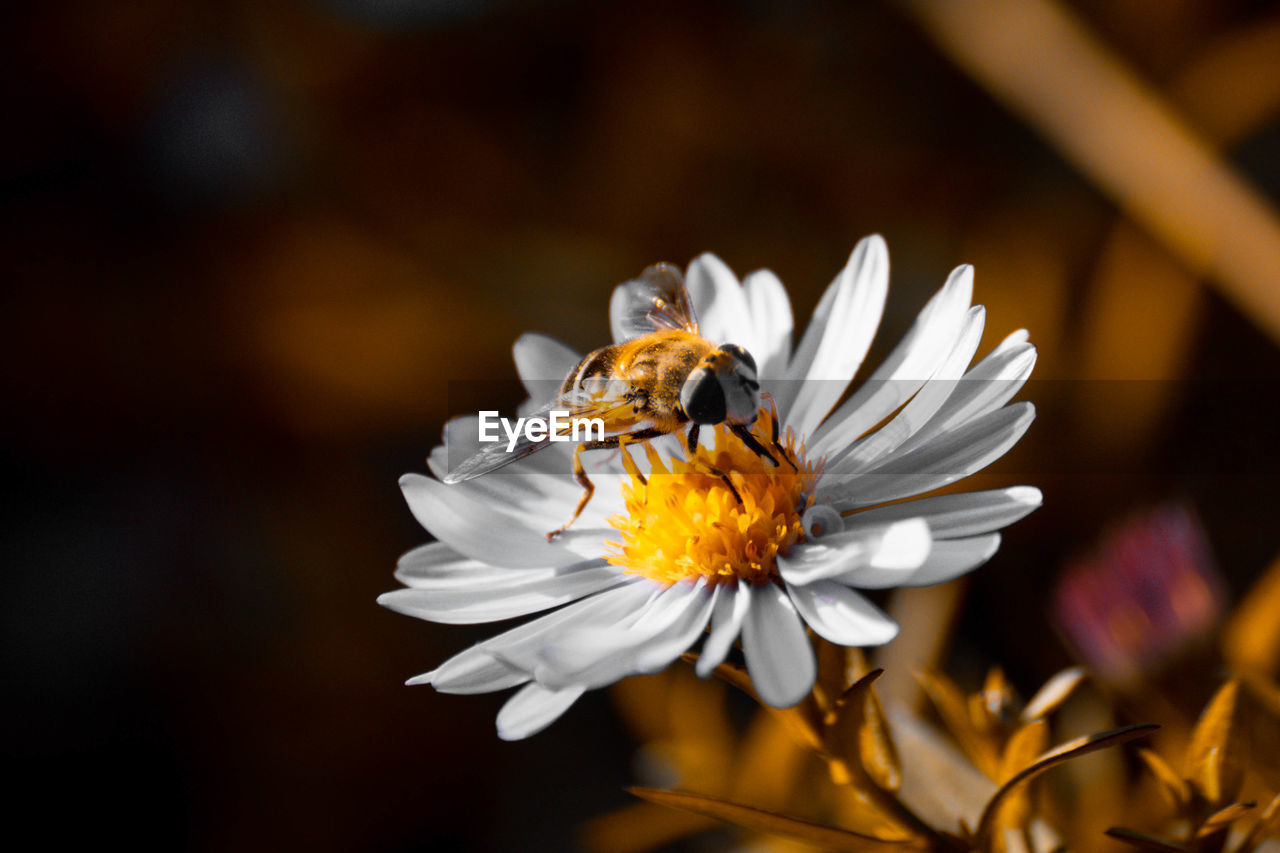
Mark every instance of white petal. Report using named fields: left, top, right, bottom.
left=424, top=463, right=626, bottom=556
left=496, top=683, right=586, bottom=740
left=513, top=332, right=580, bottom=400
left=741, top=269, right=793, bottom=381
left=843, top=487, right=1042, bottom=539
left=632, top=584, right=719, bottom=673
left=900, top=534, right=1002, bottom=586
left=786, top=581, right=900, bottom=646
left=426, top=407, right=631, bottom=534
left=896, top=341, right=1037, bottom=456
left=686, top=253, right=757, bottom=353
left=482, top=578, right=657, bottom=670
left=394, top=542, right=591, bottom=590
left=696, top=583, right=752, bottom=678
left=741, top=582, right=816, bottom=707
left=535, top=582, right=717, bottom=689
left=399, top=473, right=582, bottom=568
left=533, top=583, right=694, bottom=686
left=413, top=646, right=528, bottom=694
left=809, top=264, right=974, bottom=461
left=839, top=534, right=1001, bottom=588
left=377, top=563, right=622, bottom=624
left=427, top=440, right=627, bottom=538
left=997, top=329, right=1030, bottom=349
left=824, top=305, right=985, bottom=472
left=777, top=519, right=932, bottom=585
left=437, top=414, right=484, bottom=464
left=395, top=542, right=504, bottom=588
left=779, top=235, right=889, bottom=436
left=392, top=564, right=564, bottom=593
left=862, top=517, right=934, bottom=568
left=777, top=542, right=864, bottom=585
left=425, top=462, right=613, bottom=532
left=821, top=402, right=1036, bottom=507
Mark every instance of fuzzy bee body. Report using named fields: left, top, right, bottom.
left=444, top=263, right=783, bottom=539
left=560, top=329, right=715, bottom=435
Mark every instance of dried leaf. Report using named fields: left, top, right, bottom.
left=1136, top=748, right=1191, bottom=810
left=580, top=801, right=716, bottom=853
left=1197, top=800, right=1254, bottom=835
left=999, top=720, right=1051, bottom=785
left=983, top=667, right=1015, bottom=721
left=970, top=691, right=997, bottom=736
left=1222, top=551, right=1280, bottom=676
left=1104, top=826, right=1192, bottom=852
left=860, top=687, right=903, bottom=793
left=990, top=720, right=1050, bottom=840
left=1021, top=667, right=1087, bottom=722
left=827, top=668, right=903, bottom=792
left=817, top=639, right=869, bottom=713
left=627, top=787, right=920, bottom=852
left=916, top=669, right=970, bottom=736
left=830, top=784, right=923, bottom=843
left=1236, top=793, right=1280, bottom=850
left=886, top=706, right=997, bottom=836
left=829, top=671, right=896, bottom=787
left=824, top=673, right=942, bottom=842
left=1241, top=674, right=1280, bottom=717
left=1239, top=675, right=1280, bottom=790
left=917, top=670, right=1001, bottom=779
left=974, top=724, right=1159, bottom=848
left=1183, top=680, right=1245, bottom=806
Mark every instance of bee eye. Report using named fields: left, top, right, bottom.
left=680, top=368, right=727, bottom=424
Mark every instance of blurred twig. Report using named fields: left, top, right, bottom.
left=1077, top=15, right=1280, bottom=449
left=899, top=0, right=1280, bottom=346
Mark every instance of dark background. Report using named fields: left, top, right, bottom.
left=3, top=1, right=1279, bottom=850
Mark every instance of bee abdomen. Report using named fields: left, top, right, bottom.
left=561, top=346, right=617, bottom=395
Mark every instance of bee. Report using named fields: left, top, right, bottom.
left=444, top=263, right=793, bottom=540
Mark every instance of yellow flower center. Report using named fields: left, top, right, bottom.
left=605, top=410, right=821, bottom=586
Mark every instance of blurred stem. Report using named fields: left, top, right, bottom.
left=874, top=583, right=965, bottom=712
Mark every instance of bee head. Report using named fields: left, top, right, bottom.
left=681, top=344, right=761, bottom=426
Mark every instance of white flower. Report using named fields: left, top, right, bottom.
left=380, top=235, right=1040, bottom=740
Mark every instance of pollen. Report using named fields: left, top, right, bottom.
left=605, top=410, right=821, bottom=586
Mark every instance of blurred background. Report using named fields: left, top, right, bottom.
left=3, top=0, right=1280, bottom=850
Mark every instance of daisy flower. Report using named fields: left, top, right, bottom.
left=381, top=235, right=1040, bottom=740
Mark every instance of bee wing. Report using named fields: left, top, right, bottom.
left=440, top=391, right=639, bottom=484
left=441, top=401, right=562, bottom=483
left=610, top=262, right=699, bottom=341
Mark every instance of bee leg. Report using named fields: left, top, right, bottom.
left=702, top=464, right=743, bottom=505
left=545, top=445, right=596, bottom=542
left=686, top=423, right=700, bottom=454
left=730, top=423, right=781, bottom=468
left=545, top=428, right=666, bottom=541
left=758, top=393, right=798, bottom=470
